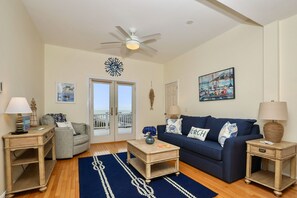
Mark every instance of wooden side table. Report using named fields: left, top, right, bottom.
left=245, top=139, right=297, bottom=197
left=3, top=126, right=56, bottom=198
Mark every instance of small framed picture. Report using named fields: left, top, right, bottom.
left=56, top=82, right=76, bottom=103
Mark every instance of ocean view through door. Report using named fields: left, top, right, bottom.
left=90, top=79, right=136, bottom=143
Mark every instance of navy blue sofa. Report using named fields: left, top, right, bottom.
left=157, top=115, right=263, bottom=183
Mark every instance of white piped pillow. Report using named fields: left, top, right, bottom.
left=187, top=127, right=210, bottom=141
left=166, top=118, right=182, bottom=135
left=56, top=121, right=76, bottom=135
left=218, top=121, right=238, bottom=147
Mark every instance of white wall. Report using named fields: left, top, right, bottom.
left=263, top=22, right=280, bottom=101
left=164, top=24, right=263, bottom=119
left=279, top=15, right=297, bottom=143
left=44, top=45, right=164, bottom=139
left=164, top=19, right=297, bottom=177
left=259, top=15, right=297, bottom=176
left=0, top=0, right=44, bottom=195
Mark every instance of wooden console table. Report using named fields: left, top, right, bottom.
left=245, top=139, right=296, bottom=197
left=3, top=126, right=56, bottom=198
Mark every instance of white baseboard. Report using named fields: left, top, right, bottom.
left=0, top=191, right=6, bottom=198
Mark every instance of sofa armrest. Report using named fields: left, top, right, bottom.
left=222, top=134, right=263, bottom=183
left=157, top=125, right=166, bottom=137
left=55, top=127, right=74, bottom=158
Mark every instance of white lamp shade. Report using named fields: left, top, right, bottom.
left=168, top=105, right=181, bottom=115
left=5, top=97, right=32, bottom=114
left=258, top=101, right=288, bottom=121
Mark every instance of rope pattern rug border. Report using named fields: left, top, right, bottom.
left=92, top=153, right=197, bottom=198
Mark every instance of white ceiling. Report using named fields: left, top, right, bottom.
left=21, top=0, right=297, bottom=64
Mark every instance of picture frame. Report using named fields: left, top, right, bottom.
left=56, top=82, right=76, bottom=103
left=199, top=67, right=235, bottom=101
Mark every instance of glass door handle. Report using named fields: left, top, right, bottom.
left=110, top=107, right=113, bottom=116
left=115, top=107, right=118, bottom=116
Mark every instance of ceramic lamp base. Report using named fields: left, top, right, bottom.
left=14, top=113, right=28, bottom=134
left=263, top=121, right=284, bottom=143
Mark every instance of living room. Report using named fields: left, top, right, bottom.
left=1, top=0, right=297, bottom=197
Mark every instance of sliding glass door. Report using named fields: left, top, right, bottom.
left=90, top=79, right=135, bottom=143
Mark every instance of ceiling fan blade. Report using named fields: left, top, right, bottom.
left=140, top=43, right=158, bottom=53
left=110, top=32, right=125, bottom=41
left=139, top=48, right=154, bottom=57
left=142, top=39, right=157, bottom=44
left=101, top=41, right=122, bottom=45
left=140, top=33, right=161, bottom=42
left=116, top=26, right=131, bottom=39
left=121, top=44, right=130, bottom=58
left=96, top=43, right=122, bottom=50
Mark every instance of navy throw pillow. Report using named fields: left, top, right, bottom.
left=180, top=115, right=210, bottom=135
left=47, top=113, right=67, bottom=123
left=205, top=116, right=256, bottom=141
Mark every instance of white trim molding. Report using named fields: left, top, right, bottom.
left=0, top=191, right=6, bottom=198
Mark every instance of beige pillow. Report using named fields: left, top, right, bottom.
left=56, top=121, right=76, bottom=135
left=187, top=127, right=210, bottom=141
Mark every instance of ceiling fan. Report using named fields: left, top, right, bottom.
left=100, top=26, right=161, bottom=57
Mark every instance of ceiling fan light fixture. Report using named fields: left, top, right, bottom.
left=126, top=40, right=140, bottom=50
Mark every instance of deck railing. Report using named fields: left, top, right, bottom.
left=94, top=112, right=132, bottom=129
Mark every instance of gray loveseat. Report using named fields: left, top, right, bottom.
left=40, top=115, right=90, bottom=159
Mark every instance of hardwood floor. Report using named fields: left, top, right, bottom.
left=14, top=141, right=297, bottom=198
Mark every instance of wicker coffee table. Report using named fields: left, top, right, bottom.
left=127, top=139, right=180, bottom=183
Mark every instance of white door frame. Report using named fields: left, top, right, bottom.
left=165, top=81, right=179, bottom=117
left=89, top=78, right=136, bottom=143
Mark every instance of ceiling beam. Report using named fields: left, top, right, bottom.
left=197, top=0, right=262, bottom=26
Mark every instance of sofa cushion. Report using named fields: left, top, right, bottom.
left=158, top=133, right=185, bottom=147
left=183, top=138, right=223, bottom=161
left=72, top=122, right=87, bottom=134
left=166, top=119, right=182, bottom=135
left=40, top=115, right=55, bottom=125
left=74, top=134, right=89, bottom=146
left=180, top=115, right=209, bottom=135
left=205, top=117, right=257, bottom=141
left=47, top=113, right=67, bottom=123
left=187, top=127, right=210, bottom=141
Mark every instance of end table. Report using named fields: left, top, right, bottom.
left=245, top=139, right=296, bottom=197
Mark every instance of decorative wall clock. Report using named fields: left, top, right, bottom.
left=104, top=57, right=124, bottom=77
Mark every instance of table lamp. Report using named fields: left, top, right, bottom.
left=5, top=97, right=32, bottom=134
left=258, top=101, right=288, bottom=143
left=168, top=105, right=181, bottom=119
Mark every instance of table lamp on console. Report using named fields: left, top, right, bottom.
left=258, top=101, right=288, bottom=143
left=5, top=97, right=32, bottom=134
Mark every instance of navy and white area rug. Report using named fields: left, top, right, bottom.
left=79, top=152, right=217, bottom=198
